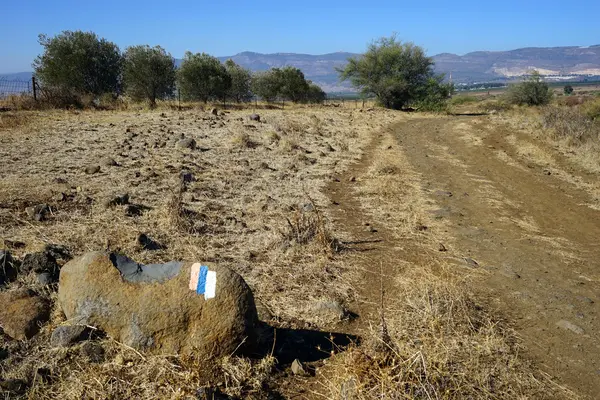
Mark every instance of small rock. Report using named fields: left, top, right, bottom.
left=0, top=250, right=18, bottom=285
left=0, top=347, right=8, bottom=360
left=80, top=342, right=105, bottom=363
left=556, top=320, right=584, bottom=335
left=0, top=379, right=28, bottom=394
left=176, top=137, right=196, bottom=150
left=291, top=359, right=308, bottom=376
left=248, top=113, right=260, bottom=122
left=434, top=190, right=453, bottom=197
left=124, top=204, right=148, bottom=217
left=102, top=157, right=118, bottom=167
left=52, top=192, right=67, bottom=202
left=36, top=272, right=54, bottom=285
left=21, top=251, right=59, bottom=276
left=85, top=165, right=101, bottom=174
left=313, top=300, right=350, bottom=322
left=104, top=193, right=130, bottom=208
left=302, top=203, right=315, bottom=212
left=348, top=176, right=356, bottom=182
left=136, top=233, right=163, bottom=251
left=326, top=144, right=335, bottom=152
left=25, top=203, right=51, bottom=221
left=210, top=108, right=219, bottom=116
left=50, top=325, right=88, bottom=347
left=463, top=257, right=479, bottom=268
left=0, top=289, right=50, bottom=340
left=438, top=243, right=447, bottom=252
left=180, top=170, right=194, bottom=184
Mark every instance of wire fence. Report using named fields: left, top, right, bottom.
left=0, top=79, right=34, bottom=99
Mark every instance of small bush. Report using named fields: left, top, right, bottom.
left=541, top=105, right=598, bottom=143
left=505, top=71, right=552, bottom=106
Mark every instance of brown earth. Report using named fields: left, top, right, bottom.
left=316, top=114, right=599, bottom=398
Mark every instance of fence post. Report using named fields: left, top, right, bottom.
left=32, top=76, right=37, bottom=101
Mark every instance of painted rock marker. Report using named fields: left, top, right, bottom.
left=189, top=263, right=217, bottom=299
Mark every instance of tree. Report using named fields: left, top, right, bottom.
left=33, top=30, right=121, bottom=96
left=338, top=35, right=449, bottom=110
left=177, top=52, right=231, bottom=102
left=123, top=45, right=176, bottom=107
left=279, top=66, right=310, bottom=102
left=224, top=59, right=253, bottom=103
left=564, top=85, right=574, bottom=95
left=252, top=70, right=282, bottom=102
left=305, top=82, right=327, bottom=103
left=506, top=71, right=553, bottom=106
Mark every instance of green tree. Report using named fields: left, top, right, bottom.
left=305, top=82, right=327, bottom=103
left=33, top=30, right=122, bottom=96
left=225, top=59, right=253, bottom=102
left=177, top=52, right=231, bottom=102
left=279, top=66, right=310, bottom=102
left=123, top=45, right=176, bottom=107
left=338, top=35, right=449, bottom=110
left=564, top=85, right=574, bottom=95
left=252, top=70, right=282, bottom=102
left=506, top=71, right=553, bottom=106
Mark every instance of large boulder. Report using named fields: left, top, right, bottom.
left=58, top=252, right=258, bottom=357
left=0, top=289, right=50, bottom=340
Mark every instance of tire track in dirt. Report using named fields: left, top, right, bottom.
left=394, top=116, right=600, bottom=398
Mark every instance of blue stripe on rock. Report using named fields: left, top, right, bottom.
left=196, top=266, right=208, bottom=295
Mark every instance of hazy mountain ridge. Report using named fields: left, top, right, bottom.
left=3, top=45, right=600, bottom=93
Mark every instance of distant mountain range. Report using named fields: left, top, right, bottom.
left=3, top=45, right=600, bottom=93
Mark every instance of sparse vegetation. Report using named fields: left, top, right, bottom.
left=505, top=71, right=553, bottom=106
left=34, top=31, right=121, bottom=104
left=338, top=35, right=453, bottom=110
left=122, top=45, right=176, bottom=107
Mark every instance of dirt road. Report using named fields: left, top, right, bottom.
left=383, top=116, right=599, bottom=398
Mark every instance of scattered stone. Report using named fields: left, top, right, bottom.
left=52, top=192, right=67, bottom=202
left=348, top=176, right=356, bottom=182
left=0, top=379, right=28, bottom=394
left=0, top=289, right=50, bottom=340
left=136, top=233, right=163, bottom=251
left=180, top=170, right=194, bottom=184
left=313, top=300, right=350, bottom=322
left=80, top=342, right=105, bottom=363
left=36, top=272, right=54, bottom=285
left=556, top=320, right=584, bottom=334
left=20, top=251, right=60, bottom=276
left=0, top=250, right=18, bottom=285
left=25, top=203, right=51, bottom=221
left=1, top=239, right=26, bottom=250
left=302, top=202, right=315, bottom=212
left=210, top=108, right=219, bottom=116
left=248, top=113, right=260, bottom=122
left=438, top=243, right=447, bottom=252
left=543, top=169, right=552, bottom=176
left=104, top=193, right=130, bottom=208
left=291, top=359, right=308, bottom=376
left=102, top=157, right=118, bottom=167
left=434, top=190, right=453, bottom=197
left=416, top=224, right=428, bottom=231
left=124, top=203, right=149, bottom=217
left=85, top=165, right=101, bottom=174
left=326, top=143, right=335, bottom=152
left=0, top=347, right=8, bottom=360
left=57, top=252, right=259, bottom=356
left=176, top=137, right=197, bottom=150
left=463, top=257, right=479, bottom=268
left=50, top=325, right=88, bottom=347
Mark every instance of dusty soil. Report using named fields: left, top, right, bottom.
left=1, top=105, right=597, bottom=398
left=384, top=116, right=600, bottom=398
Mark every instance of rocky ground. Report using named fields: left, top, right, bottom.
left=0, top=104, right=397, bottom=398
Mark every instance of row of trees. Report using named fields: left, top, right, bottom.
left=34, top=31, right=326, bottom=107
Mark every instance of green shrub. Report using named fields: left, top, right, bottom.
left=505, top=71, right=552, bottom=106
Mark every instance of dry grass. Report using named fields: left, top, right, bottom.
left=318, top=268, right=568, bottom=399
left=0, top=104, right=398, bottom=398
left=313, top=125, right=573, bottom=399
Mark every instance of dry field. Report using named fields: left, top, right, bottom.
left=0, top=101, right=592, bottom=399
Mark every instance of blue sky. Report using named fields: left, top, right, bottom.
left=1, top=0, right=599, bottom=73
